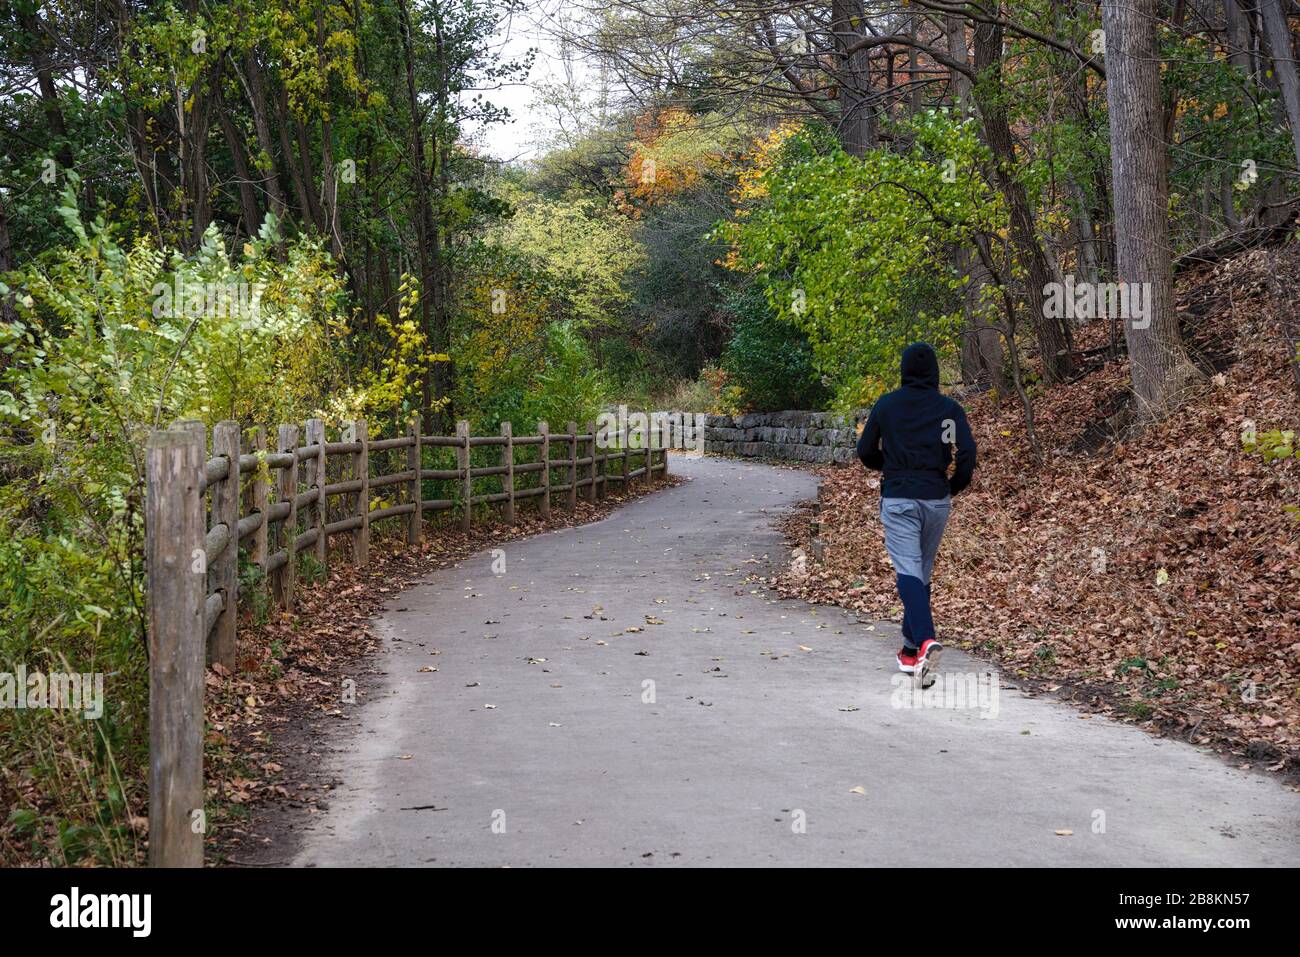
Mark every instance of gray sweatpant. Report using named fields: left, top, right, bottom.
left=879, top=496, right=951, bottom=647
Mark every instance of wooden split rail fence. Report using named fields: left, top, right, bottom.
left=145, top=415, right=669, bottom=866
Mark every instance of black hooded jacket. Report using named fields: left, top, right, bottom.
left=856, top=342, right=977, bottom=500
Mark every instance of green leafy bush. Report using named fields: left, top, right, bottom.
left=529, top=322, right=609, bottom=428
left=0, top=191, right=345, bottom=864
left=721, top=287, right=829, bottom=411
left=719, top=111, right=1004, bottom=410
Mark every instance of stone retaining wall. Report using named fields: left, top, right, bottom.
left=697, top=410, right=866, bottom=465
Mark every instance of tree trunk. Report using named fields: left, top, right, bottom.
left=1068, top=176, right=1102, bottom=286
left=292, top=115, right=326, bottom=231
left=430, top=8, right=455, bottom=432
left=946, top=13, right=1005, bottom=391
left=186, top=96, right=213, bottom=249
left=122, top=100, right=165, bottom=243
left=943, top=14, right=972, bottom=108
left=317, top=8, right=346, bottom=266
left=1221, top=1, right=1250, bottom=227
left=175, top=1, right=215, bottom=249
left=215, top=84, right=262, bottom=242
left=240, top=49, right=288, bottom=227
left=957, top=244, right=1008, bottom=391
left=1219, top=168, right=1242, bottom=229
left=831, top=0, right=876, bottom=156
left=974, top=233, right=1043, bottom=461
left=972, top=14, right=1074, bottom=384
left=273, top=84, right=320, bottom=232
left=397, top=0, right=439, bottom=433
left=18, top=8, right=77, bottom=176
left=1101, top=0, right=1203, bottom=416
left=1199, top=172, right=1215, bottom=243
left=0, top=192, right=16, bottom=333
left=1258, top=0, right=1300, bottom=171
left=1225, top=0, right=1252, bottom=73
left=907, top=12, right=923, bottom=116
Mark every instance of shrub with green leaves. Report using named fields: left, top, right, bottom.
left=721, top=286, right=828, bottom=412
left=529, top=321, right=609, bottom=428
left=720, top=111, right=1005, bottom=411
left=0, top=190, right=345, bottom=864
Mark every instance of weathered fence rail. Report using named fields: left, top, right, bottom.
left=145, top=415, right=668, bottom=866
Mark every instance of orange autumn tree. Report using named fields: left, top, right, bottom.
left=622, top=108, right=753, bottom=213
left=717, top=121, right=804, bottom=272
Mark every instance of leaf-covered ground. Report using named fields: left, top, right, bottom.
left=773, top=247, right=1300, bottom=775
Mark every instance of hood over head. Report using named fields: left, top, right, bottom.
left=900, top=341, right=940, bottom=390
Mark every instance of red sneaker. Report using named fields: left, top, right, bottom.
left=896, top=647, right=919, bottom=674
left=916, top=638, right=944, bottom=684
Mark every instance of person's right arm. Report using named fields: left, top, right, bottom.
left=948, top=403, right=977, bottom=495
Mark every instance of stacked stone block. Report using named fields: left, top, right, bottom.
left=695, top=410, right=867, bottom=465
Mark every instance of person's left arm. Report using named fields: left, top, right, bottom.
left=857, top=406, right=884, bottom=471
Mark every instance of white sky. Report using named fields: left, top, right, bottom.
left=465, top=1, right=594, bottom=165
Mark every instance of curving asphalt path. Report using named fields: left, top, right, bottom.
left=294, top=454, right=1299, bottom=867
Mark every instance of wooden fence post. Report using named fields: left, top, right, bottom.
left=595, top=420, right=606, bottom=501
left=171, top=418, right=209, bottom=598
left=352, top=418, right=369, bottom=566
left=407, top=420, right=422, bottom=545
left=305, top=418, right=327, bottom=569
left=651, top=413, right=660, bottom=485
left=633, top=418, right=644, bottom=491
left=209, top=420, right=240, bottom=669
left=502, top=421, right=515, bottom=524
left=622, top=425, right=630, bottom=490
left=603, top=422, right=611, bottom=497
left=457, top=420, right=472, bottom=532
left=662, top=417, right=671, bottom=480
left=665, top=416, right=676, bottom=478
left=566, top=420, right=578, bottom=510
left=585, top=420, right=597, bottom=504
left=538, top=420, right=551, bottom=519
left=146, top=428, right=206, bottom=868
left=248, top=426, right=268, bottom=598
left=171, top=419, right=207, bottom=483
left=273, top=424, right=298, bottom=609
left=646, top=413, right=658, bottom=487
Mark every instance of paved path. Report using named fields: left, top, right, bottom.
left=295, top=455, right=1298, bottom=867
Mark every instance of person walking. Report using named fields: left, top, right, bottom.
left=856, top=342, right=977, bottom=685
